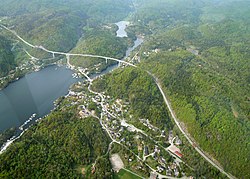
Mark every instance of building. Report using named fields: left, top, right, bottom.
left=174, top=151, right=183, bottom=158
left=167, top=144, right=183, bottom=158
left=144, top=146, right=149, bottom=156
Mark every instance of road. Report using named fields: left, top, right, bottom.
left=88, top=78, right=178, bottom=179
left=0, top=24, right=136, bottom=68
left=151, top=73, right=236, bottom=179
left=0, top=23, right=236, bottom=179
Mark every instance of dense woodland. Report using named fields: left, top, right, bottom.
left=0, top=0, right=249, bottom=178
left=70, top=28, right=128, bottom=72
left=131, top=0, right=249, bottom=178
left=0, top=0, right=133, bottom=73
left=0, top=106, right=111, bottom=178
left=0, top=36, right=16, bottom=77
left=92, top=67, right=172, bottom=130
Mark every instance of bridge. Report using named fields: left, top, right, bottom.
left=0, top=24, right=136, bottom=68
left=0, top=23, right=236, bottom=179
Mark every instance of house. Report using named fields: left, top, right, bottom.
left=144, top=146, right=149, bottom=156
left=175, top=151, right=183, bottom=158
left=168, top=130, right=173, bottom=143
left=167, top=144, right=183, bottom=159
left=175, top=136, right=182, bottom=146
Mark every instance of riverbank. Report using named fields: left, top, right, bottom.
left=0, top=57, right=64, bottom=90
left=0, top=65, right=79, bottom=152
left=0, top=20, right=143, bottom=154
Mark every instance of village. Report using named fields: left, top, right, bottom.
left=61, top=79, right=193, bottom=179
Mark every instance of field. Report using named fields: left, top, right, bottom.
left=114, top=169, right=140, bottom=179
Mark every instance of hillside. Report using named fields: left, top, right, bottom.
left=70, top=28, right=128, bottom=73
left=92, top=67, right=226, bottom=178
left=0, top=36, right=16, bottom=77
left=0, top=105, right=111, bottom=178
left=0, top=0, right=133, bottom=59
left=0, top=0, right=249, bottom=178
left=133, top=0, right=250, bottom=177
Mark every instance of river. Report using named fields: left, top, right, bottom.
left=115, top=21, right=130, bottom=37
left=0, top=20, right=143, bottom=152
left=115, top=21, right=143, bottom=58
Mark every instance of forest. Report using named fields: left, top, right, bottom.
left=0, top=106, right=112, bottom=178
left=0, top=36, right=16, bottom=77
left=0, top=0, right=133, bottom=74
left=132, top=0, right=249, bottom=178
left=70, top=28, right=128, bottom=73
left=92, top=67, right=173, bottom=130
left=0, top=0, right=249, bottom=178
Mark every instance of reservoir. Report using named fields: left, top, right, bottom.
left=0, top=20, right=143, bottom=151
left=115, top=21, right=129, bottom=37
left=92, top=21, right=143, bottom=77
left=0, top=65, right=78, bottom=133
left=0, top=21, right=142, bottom=134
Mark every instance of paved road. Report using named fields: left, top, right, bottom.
left=1, top=23, right=236, bottom=179
left=150, top=73, right=236, bottom=179
left=0, top=24, right=136, bottom=67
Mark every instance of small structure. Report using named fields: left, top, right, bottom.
left=167, top=144, right=183, bottom=158
left=168, top=131, right=173, bottom=143
left=144, top=146, right=149, bottom=156
left=175, top=151, right=183, bottom=158
left=175, top=136, right=182, bottom=146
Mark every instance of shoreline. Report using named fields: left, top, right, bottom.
left=0, top=20, right=143, bottom=154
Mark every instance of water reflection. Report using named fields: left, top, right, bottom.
left=0, top=65, right=78, bottom=132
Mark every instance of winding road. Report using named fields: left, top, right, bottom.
left=149, top=73, right=236, bottom=179
left=0, top=24, right=136, bottom=68
left=0, top=23, right=236, bottom=179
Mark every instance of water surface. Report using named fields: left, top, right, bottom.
left=0, top=65, right=77, bottom=132
left=115, top=21, right=129, bottom=37
left=0, top=20, right=144, bottom=151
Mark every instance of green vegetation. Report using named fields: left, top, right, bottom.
left=0, top=105, right=111, bottom=178
left=0, top=0, right=249, bottom=178
left=135, top=1, right=250, bottom=177
left=114, top=169, right=140, bottom=179
left=0, top=0, right=133, bottom=74
left=0, top=0, right=132, bottom=51
left=128, top=0, right=203, bottom=35
left=0, top=36, right=16, bottom=77
left=0, top=127, right=16, bottom=147
left=71, top=28, right=128, bottom=72
left=93, top=67, right=226, bottom=178
left=93, top=67, right=172, bottom=130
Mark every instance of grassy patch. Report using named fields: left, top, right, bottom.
left=114, top=169, right=140, bottom=179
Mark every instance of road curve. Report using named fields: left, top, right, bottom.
left=150, top=73, right=236, bottom=179
left=0, top=23, right=236, bottom=179
left=0, top=24, right=136, bottom=68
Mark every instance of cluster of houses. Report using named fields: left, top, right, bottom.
left=66, top=81, right=187, bottom=178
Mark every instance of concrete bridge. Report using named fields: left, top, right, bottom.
left=0, top=24, right=136, bottom=68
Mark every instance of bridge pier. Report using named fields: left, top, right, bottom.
left=52, top=53, right=55, bottom=58
left=106, top=58, right=108, bottom=64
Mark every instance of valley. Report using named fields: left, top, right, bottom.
left=0, top=0, right=249, bottom=178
